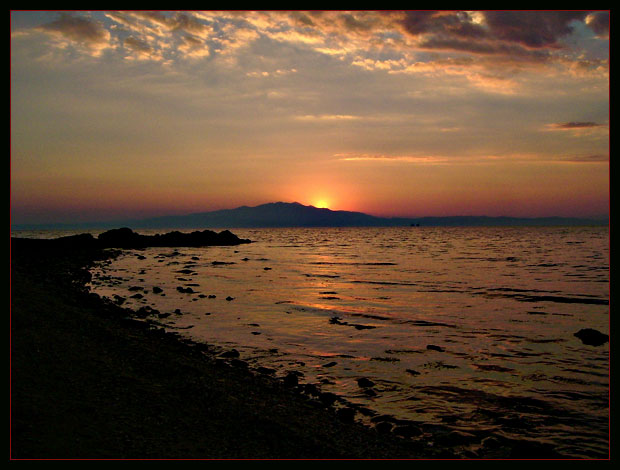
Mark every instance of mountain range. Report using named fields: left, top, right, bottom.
left=11, top=202, right=609, bottom=230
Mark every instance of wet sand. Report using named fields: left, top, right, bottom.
left=10, top=237, right=433, bottom=459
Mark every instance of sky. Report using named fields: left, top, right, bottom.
left=10, top=10, right=610, bottom=224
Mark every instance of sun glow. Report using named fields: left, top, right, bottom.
left=313, top=199, right=330, bottom=209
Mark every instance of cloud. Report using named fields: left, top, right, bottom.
left=546, top=121, right=604, bottom=130
left=482, top=11, right=588, bottom=48
left=335, top=153, right=451, bottom=164
left=124, top=36, right=152, bottom=54
left=400, top=10, right=487, bottom=39
left=36, top=13, right=111, bottom=54
left=296, top=114, right=361, bottom=122
left=585, top=11, right=610, bottom=38
left=16, top=10, right=608, bottom=87
left=544, top=121, right=608, bottom=138
left=178, top=34, right=210, bottom=58
left=558, top=154, right=608, bottom=163
left=246, top=68, right=296, bottom=78
left=552, top=122, right=600, bottom=129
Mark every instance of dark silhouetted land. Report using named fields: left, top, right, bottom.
left=12, top=202, right=609, bottom=230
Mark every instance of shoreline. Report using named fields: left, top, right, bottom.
left=10, top=235, right=434, bottom=459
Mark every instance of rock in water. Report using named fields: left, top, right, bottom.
left=283, top=372, right=299, bottom=387
left=356, top=377, right=375, bottom=388
left=574, top=328, right=609, bottom=346
left=97, top=227, right=251, bottom=248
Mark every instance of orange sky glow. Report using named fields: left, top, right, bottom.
left=10, top=11, right=609, bottom=225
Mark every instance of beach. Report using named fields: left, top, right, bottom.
left=10, top=235, right=432, bottom=459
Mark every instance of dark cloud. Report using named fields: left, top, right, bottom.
left=418, top=36, right=551, bottom=61
left=289, top=11, right=316, bottom=27
left=340, top=12, right=376, bottom=33
left=561, top=154, right=608, bottom=162
left=483, top=11, right=588, bottom=48
left=400, top=10, right=487, bottom=38
left=132, top=11, right=209, bottom=35
left=397, top=11, right=597, bottom=60
left=39, top=13, right=109, bottom=45
left=132, top=11, right=169, bottom=26
left=552, top=121, right=602, bottom=129
left=586, top=11, right=609, bottom=37
left=400, top=10, right=439, bottom=35
left=124, top=36, right=151, bottom=54
left=171, top=12, right=209, bottom=34
left=182, top=35, right=202, bottom=46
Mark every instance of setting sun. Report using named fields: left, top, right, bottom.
left=313, top=199, right=330, bottom=209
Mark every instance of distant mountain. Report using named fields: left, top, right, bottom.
left=11, top=202, right=609, bottom=230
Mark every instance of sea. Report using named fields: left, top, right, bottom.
left=13, top=226, right=610, bottom=458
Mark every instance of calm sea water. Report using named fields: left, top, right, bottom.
left=15, top=226, right=610, bottom=458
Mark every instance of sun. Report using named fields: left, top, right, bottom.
left=313, top=198, right=330, bottom=209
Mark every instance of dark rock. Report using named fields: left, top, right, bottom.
left=319, top=392, right=338, bottom=406
left=370, top=414, right=394, bottom=424
left=208, top=295, right=217, bottom=299
left=392, top=425, right=423, bottom=438
left=323, top=361, right=337, bottom=368
left=371, top=356, right=399, bottom=362
left=375, top=422, right=393, bottom=434
left=283, top=372, right=299, bottom=387
left=426, top=344, right=444, bottom=352
left=406, top=368, right=420, bottom=376
left=177, top=286, right=195, bottom=294
left=474, top=364, right=514, bottom=373
left=356, top=377, right=375, bottom=388
left=152, top=286, right=163, bottom=294
left=135, top=306, right=156, bottom=318
left=303, top=383, right=320, bottom=396
left=128, top=286, right=143, bottom=291
left=226, top=296, right=235, bottom=301
left=574, top=328, right=609, bottom=346
left=129, top=293, right=143, bottom=299
left=230, top=359, right=248, bottom=369
left=97, top=227, right=143, bottom=249
left=176, top=269, right=195, bottom=275
left=97, top=227, right=251, bottom=248
left=220, top=349, right=240, bottom=358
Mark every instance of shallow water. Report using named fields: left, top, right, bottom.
left=18, top=226, right=609, bottom=458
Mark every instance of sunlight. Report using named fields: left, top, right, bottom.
left=313, top=198, right=330, bottom=209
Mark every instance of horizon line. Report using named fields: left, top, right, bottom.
left=10, top=201, right=609, bottom=229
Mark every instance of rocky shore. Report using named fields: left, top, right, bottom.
left=11, top=231, right=432, bottom=459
